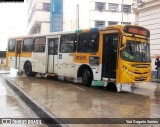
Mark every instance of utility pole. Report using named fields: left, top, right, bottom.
left=121, top=0, right=124, bottom=24
left=76, top=4, right=79, bottom=29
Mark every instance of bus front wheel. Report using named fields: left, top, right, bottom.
left=82, top=69, right=92, bottom=87
left=105, top=82, right=117, bottom=92
left=24, top=62, right=37, bottom=77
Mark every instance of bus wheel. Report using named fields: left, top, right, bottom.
left=24, top=62, right=37, bottom=77
left=105, top=82, right=117, bottom=92
left=82, top=69, right=92, bottom=87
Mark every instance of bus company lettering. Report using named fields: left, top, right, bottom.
left=75, top=55, right=86, bottom=60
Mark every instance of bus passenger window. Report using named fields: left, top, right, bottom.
left=78, top=32, right=99, bottom=53
left=8, top=39, right=16, bottom=52
left=60, top=34, right=77, bottom=53
left=33, top=37, right=46, bottom=52
left=22, top=38, right=33, bottom=52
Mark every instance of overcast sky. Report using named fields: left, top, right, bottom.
left=0, top=3, right=27, bottom=51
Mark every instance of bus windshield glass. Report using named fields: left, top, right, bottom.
left=121, top=39, right=150, bottom=62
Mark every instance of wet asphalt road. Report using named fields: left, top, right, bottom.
left=0, top=67, right=160, bottom=127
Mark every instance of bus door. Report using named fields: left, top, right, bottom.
left=58, top=34, right=76, bottom=78
left=102, top=33, right=118, bottom=80
left=15, top=40, right=22, bottom=69
left=32, top=37, right=46, bottom=73
left=47, top=37, right=58, bottom=73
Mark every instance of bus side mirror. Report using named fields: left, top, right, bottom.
left=120, top=36, right=126, bottom=51
left=122, top=36, right=126, bottom=46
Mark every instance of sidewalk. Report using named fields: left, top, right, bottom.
left=0, top=77, right=45, bottom=127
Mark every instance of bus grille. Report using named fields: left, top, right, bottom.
left=135, top=77, right=147, bottom=81
left=131, top=64, right=150, bottom=68
left=134, top=72, right=149, bottom=75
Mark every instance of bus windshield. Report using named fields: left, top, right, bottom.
left=121, top=39, right=150, bottom=62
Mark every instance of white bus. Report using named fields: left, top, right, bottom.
left=7, top=25, right=151, bottom=91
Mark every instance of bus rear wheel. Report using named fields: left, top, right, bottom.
left=82, top=69, right=92, bottom=87
left=24, top=62, right=37, bottom=77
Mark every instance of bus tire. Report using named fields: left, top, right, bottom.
left=24, top=62, right=37, bottom=77
left=105, top=82, right=117, bottom=92
left=82, top=69, right=92, bottom=87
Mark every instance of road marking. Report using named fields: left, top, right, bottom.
left=153, top=114, right=160, bottom=117
left=67, top=84, right=86, bottom=91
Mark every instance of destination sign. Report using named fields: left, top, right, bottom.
left=124, top=26, right=150, bottom=37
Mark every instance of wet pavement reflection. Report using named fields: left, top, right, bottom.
left=0, top=81, right=29, bottom=118
left=1, top=67, right=160, bottom=127
left=4, top=70, right=160, bottom=118
left=0, top=80, right=45, bottom=126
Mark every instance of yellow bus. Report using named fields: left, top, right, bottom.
left=7, top=25, right=151, bottom=91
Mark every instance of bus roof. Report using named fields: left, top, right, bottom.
left=8, top=25, right=149, bottom=39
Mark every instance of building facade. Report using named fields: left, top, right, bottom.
left=132, top=0, right=160, bottom=72
left=26, top=0, right=50, bottom=34
left=50, top=0, right=135, bottom=32
left=133, top=0, right=160, bottom=56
